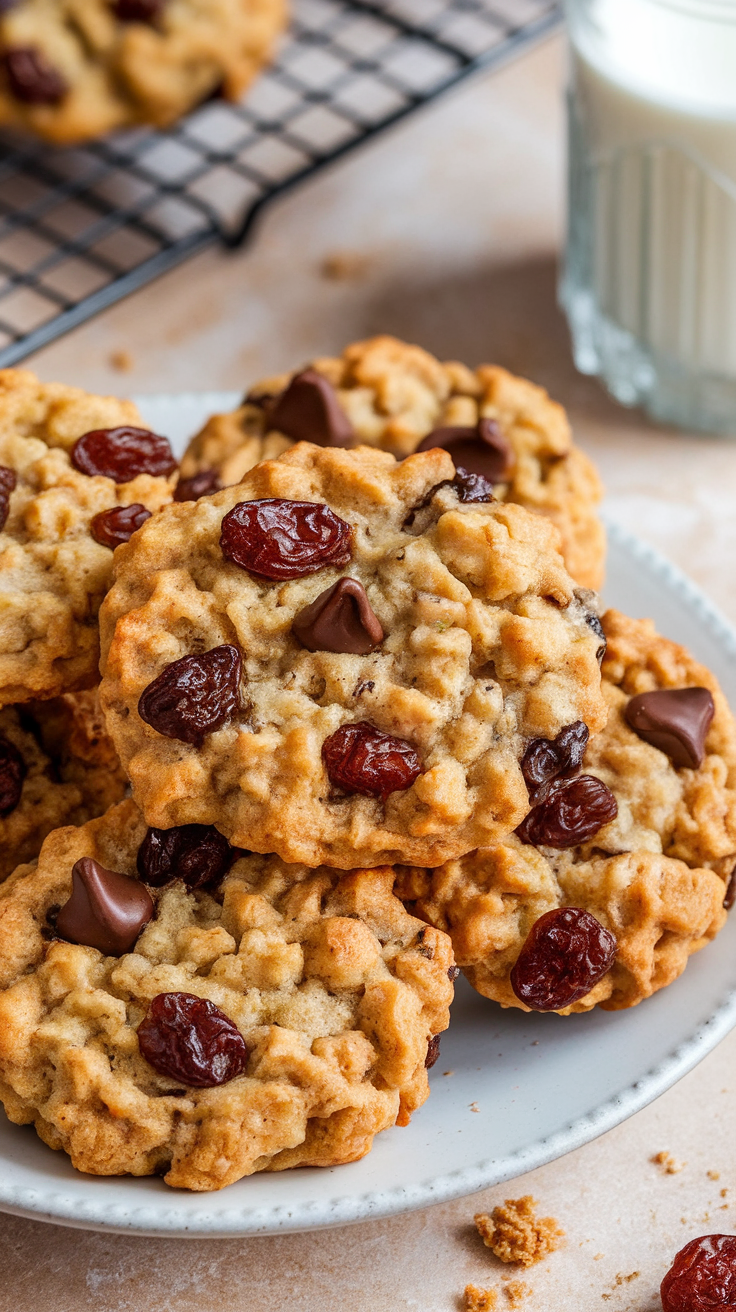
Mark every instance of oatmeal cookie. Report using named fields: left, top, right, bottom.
left=411, top=611, right=736, bottom=1013
left=99, top=441, right=607, bottom=869
left=0, top=368, right=176, bottom=703
left=179, top=335, right=604, bottom=589
left=0, top=0, right=286, bottom=144
left=0, top=690, right=126, bottom=881
left=0, top=798, right=454, bottom=1190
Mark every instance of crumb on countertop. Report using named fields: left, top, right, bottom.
left=601, top=1272, right=639, bottom=1301
left=464, top=1284, right=497, bottom=1311
left=470, top=1102, right=480, bottom=1113
left=109, top=349, right=133, bottom=372
left=708, top=1170, right=721, bottom=1180
left=320, top=251, right=371, bottom=281
left=503, top=1280, right=530, bottom=1307
left=652, top=1151, right=685, bottom=1175
left=475, top=1196, right=565, bottom=1268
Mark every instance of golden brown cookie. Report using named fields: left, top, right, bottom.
left=0, top=0, right=286, bottom=143
left=99, top=441, right=607, bottom=869
left=0, top=368, right=176, bottom=703
left=410, top=611, right=736, bottom=1013
left=0, top=690, right=126, bottom=881
left=0, top=798, right=454, bottom=1190
left=179, top=336, right=605, bottom=589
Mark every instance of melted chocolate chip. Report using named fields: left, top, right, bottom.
left=3, top=47, right=67, bottom=103
left=417, top=418, right=513, bottom=484
left=293, top=578, right=384, bottom=654
left=56, top=857, right=153, bottom=956
left=0, top=465, right=16, bottom=532
left=174, top=469, right=221, bottom=502
left=267, top=369, right=355, bottom=448
left=625, top=687, right=715, bottom=769
left=0, top=733, right=25, bottom=816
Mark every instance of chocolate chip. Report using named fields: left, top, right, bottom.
left=625, top=687, right=715, bottom=769
left=425, top=1035, right=441, bottom=1069
left=56, top=857, right=153, bottom=956
left=3, top=47, right=67, bottom=104
left=293, top=577, right=384, bottom=654
left=267, top=369, right=355, bottom=447
left=174, top=469, right=221, bottom=502
left=416, top=418, right=513, bottom=484
left=113, top=0, right=164, bottom=19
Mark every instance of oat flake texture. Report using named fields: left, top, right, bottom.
left=99, top=442, right=606, bottom=868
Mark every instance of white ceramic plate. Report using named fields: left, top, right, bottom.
left=1, top=392, right=736, bottom=1237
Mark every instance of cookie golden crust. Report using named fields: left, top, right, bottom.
left=0, top=0, right=287, bottom=144
left=0, top=690, right=126, bottom=882
left=99, top=442, right=607, bottom=869
left=411, top=610, right=736, bottom=1013
left=180, top=335, right=605, bottom=590
left=0, top=369, right=175, bottom=703
left=0, top=799, right=454, bottom=1191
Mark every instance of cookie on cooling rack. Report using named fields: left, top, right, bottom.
left=0, top=0, right=287, bottom=143
left=0, top=689, right=126, bottom=882
left=0, top=368, right=176, bottom=703
left=0, top=798, right=454, bottom=1191
left=409, top=610, right=736, bottom=1014
left=178, top=335, right=605, bottom=590
left=99, top=441, right=607, bottom=869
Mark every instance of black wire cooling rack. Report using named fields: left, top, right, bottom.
left=0, top=0, right=561, bottom=367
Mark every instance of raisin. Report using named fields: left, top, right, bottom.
left=137, top=992, right=249, bottom=1087
left=510, top=906, right=616, bottom=1011
left=71, top=427, right=176, bottom=483
left=661, top=1234, right=736, bottom=1312
left=90, top=503, right=151, bottom=549
left=113, top=0, right=164, bottom=19
left=138, top=644, right=241, bottom=746
left=451, top=469, right=494, bottom=502
left=137, top=824, right=235, bottom=890
left=425, top=1035, right=441, bottom=1069
left=220, top=498, right=353, bottom=580
left=3, top=47, right=67, bottom=103
left=724, top=867, right=736, bottom=911
left=0, top=734, right=25, bottom=817
left=174, top=469, right=221, bottom=502
left=0, top=465, right=16, bottom=532
left=448, top=965, right=460, bottom=982
left=516, top=775, right=617, bottom=848
left=322, top=721, right=421, bottom=801
left=520, top=721, right=589, bottom=804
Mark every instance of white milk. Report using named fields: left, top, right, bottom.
left=561, top=0, right=736, bottom=429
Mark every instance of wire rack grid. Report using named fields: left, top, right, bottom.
left=0, top=0, right=561, bottom=368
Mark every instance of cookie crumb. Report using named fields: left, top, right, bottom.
left=463, top=1284, right=497, bottom=1311
left=708, top=1170, right=721, bottom=1180
left=475, top=1197, right=565, bottom=1267
left=722, top=1188, right=729, bottom=1198
left=503, top=1280, right=530, bottom=1306
left=470, top=1101, right=480, bottom=1112
left=652, top=1151, right=685, bottom=1174
left=593, top=1254, right=604, bottom=1261
left=320, top=251, right=371, bottom=281
left=443, top=1069, right=455, bottom=1077
left=109, top=349, right=133, bottom=372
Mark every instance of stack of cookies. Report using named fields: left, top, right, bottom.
left=0, top=337, right=733, bottom=1192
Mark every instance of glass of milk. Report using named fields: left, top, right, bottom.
left=560, top=0, right=736, bottom=432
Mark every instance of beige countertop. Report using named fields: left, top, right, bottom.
left=4, top=31, right=736, bottom=1312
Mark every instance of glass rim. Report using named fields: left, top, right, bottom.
left=645, top=0, right=736, bottom=19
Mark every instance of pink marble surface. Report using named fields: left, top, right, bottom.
left=4, top=32, right=736, bottom=1312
